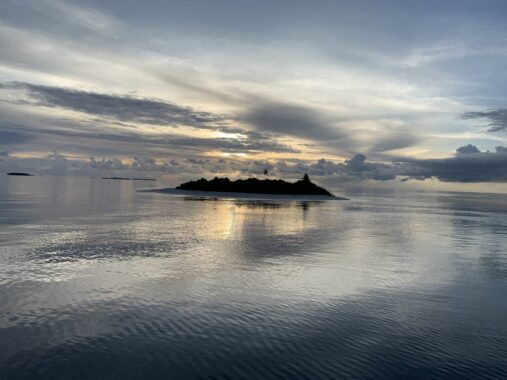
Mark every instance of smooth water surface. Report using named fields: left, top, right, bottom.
left=1, top=176, right=507, bottom=379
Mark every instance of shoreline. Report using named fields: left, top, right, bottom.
left=139, top=187, right=349, bottom=201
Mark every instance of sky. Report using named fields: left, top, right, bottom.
left=1, top=0, right=507, bottom=189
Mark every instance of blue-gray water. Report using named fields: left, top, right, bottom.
left=1, top=176, right=507, bottom=379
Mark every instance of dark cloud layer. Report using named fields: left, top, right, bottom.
left=397, top=145, right=507, bottom=182
left=2, top=82, right=228, bottom=130
left=241, top=101, right=344, bottom=142
left=240, top=100, right=422, bottom=155
left=462, top=109, right=507, bottom=132
left=370, top=132, right=420, bottom=153
left=0, top=122, right=297, bottom=157
left=1, top=82, right=423, bottom=157
left=0, top=82, right=301, bottom=156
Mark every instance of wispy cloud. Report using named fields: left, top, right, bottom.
left=3, top=82, right=229, bottom=130
left=8, top=0, right=118, bottom=34
left=0, top=121, right=297, bottom=158
left=462, top=109, right=507, bottom=132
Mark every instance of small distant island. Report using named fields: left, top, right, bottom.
left=177, top=174, right=334, bottom=196
left=102, top=177, right=156, bottom=181
left=7, top=172, right=33, bottom=176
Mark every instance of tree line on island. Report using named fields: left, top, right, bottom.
left=177, top=174, right=334, bottom=196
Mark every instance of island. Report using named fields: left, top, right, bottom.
left=102, top=177, right=156, bottom=181
left=7, top=172, right=33, bottom=176
left=177, top=174, right=335, bottom=196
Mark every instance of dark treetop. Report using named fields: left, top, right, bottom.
left=176, top=174, right=334, bottom=196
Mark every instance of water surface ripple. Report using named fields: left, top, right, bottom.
left=1, top=177, right=507, bottom=379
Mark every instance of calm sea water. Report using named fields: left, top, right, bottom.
left=1, top=176, right=507, bottom=379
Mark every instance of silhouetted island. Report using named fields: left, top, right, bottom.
left=177, top=174, right=334, bottom=196
left=7, top=172, right=33, bottom=176
left=102, top=177, right=156, bottom=181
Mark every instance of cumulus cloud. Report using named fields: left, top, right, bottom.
left=3, top=144, right=507, bottom=183
left=294, top=146, right=507, bottom=183
left=0, top=150, right=389, bottom=181
left=398, top=145, right=507, bottom=182
left=249, top=145, right=507, bottom=183
left=277, top=156, right=397, bottom=181
left=456, top=144, right=481, bottom=154
left=346, top=153, right=366, bottom=169
left=324, top=146, right=507, bottom=183
left=462, top=109, right=507, bottom=132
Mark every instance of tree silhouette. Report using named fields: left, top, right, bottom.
left=177, top=174, right=332, bottom=196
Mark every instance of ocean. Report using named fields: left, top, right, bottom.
left=1, top=176, right=507, bottom=379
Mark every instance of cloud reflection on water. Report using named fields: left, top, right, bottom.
left=1, top=177, right=507, bottom=378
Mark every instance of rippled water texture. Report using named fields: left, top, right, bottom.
left=1, top=176, right=507, bottom=379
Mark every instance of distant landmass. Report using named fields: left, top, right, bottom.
left=7, top=172, right=33, bottom=176
left=177, top=174, right=334, bottom=196
left=102, top=177, right=156, bottom=181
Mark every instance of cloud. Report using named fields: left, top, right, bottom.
left=0, top=83, right=302, bottom=156
left=456, top=144, right=481, bottom=155
left=0, top=149, right=393, bottom=181
left=1, top=82, right=301, bottom=156
left=1, top=0, right=506, bottom=179
left=0, top=129, right=34, bottom=145
left=239, top=99, right=422, bottom=156
left=398, top=145, right=507, bottom=182
left=43, top=0, right=118, bottom=33
left=289, top=146, right=507, bottom=183
left=0, top=122, right=296, bottom=156
left=244, top=154, right=398, bottom=182
left=299, top=146, right=507, bottom=183
left=254, top=145, right=507, bottom=183
left=3, top=82, right=229, bottom=130
left=346, top=153, right=367, bottom=169
left=241, top=101, right=344, bottom=142
left=3, top=144, right=507, bottom=183
left=369, top=131, right=420, bottom=153
left=12, top=82, right=417, bottom=156
left=462, top=109, right=507, bottom=132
